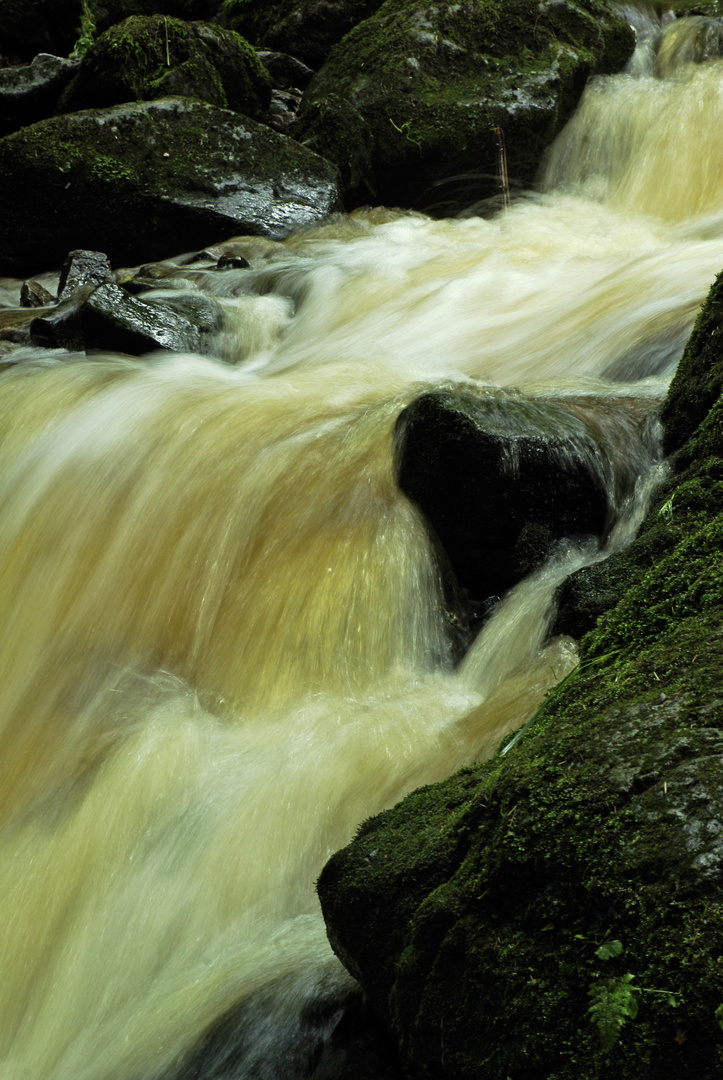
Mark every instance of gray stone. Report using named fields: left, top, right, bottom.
left=0, top=54, right=79, bottom=137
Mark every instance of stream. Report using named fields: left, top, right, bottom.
left=1, top=6, right=723, bottom=1078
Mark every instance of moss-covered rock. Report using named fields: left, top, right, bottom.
left=58, top=15, right=271, bottom=117
left=293, top=0, right=635, bottom=211
left=0, top=97, right=341, bottom=277
left=217, top=0, right=386, bottom=69
left=317, top=271, right=723, bottom=1078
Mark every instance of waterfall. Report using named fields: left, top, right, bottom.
left=2, top=9, right=723, bottom=1078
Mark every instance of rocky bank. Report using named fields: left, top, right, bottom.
left=317, top=269, right=723, bottom=1078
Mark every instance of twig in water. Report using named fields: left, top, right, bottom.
left=495, top=126, right=511, bottom=211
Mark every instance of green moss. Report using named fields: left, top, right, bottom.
left=295, top=0, right=635, bottom=210
left=59, top=14, right=271, bottom=117
left=89, top=154, right=139, bottom=184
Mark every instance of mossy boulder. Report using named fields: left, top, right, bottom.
left=0, top=0, right=83, bottom=61
left=293, top=0, right=635, bottom=211
left=0, top=97, right=342, bottom=277
left=58, top=15, right=271, bottom=117
left=217, top=0, right=386, bottom=69
left=317, top=272, right=723, bottom=1078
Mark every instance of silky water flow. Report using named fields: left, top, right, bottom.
left=2, top=8, right=723, bottom=1078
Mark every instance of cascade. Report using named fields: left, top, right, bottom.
left=2, top=7, right=723, bottom=1078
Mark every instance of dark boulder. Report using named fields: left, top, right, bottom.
left=0, top=0, right=83, bottom=62
left=93, top=0, right=222, bottom=36
left=58, top=16, right=272, bottom=119
left=0, top=96, right=342, bottom=278
left=256, top=50, right=315, bottom=90
left=218, top=0, right=386, bottom=70
left=294, top=0, right=635, bottom=211
left=0, top=54, right=79, bottom=137
left=317, top=272, right=723, bottom=1080
left=394, top=388, right=612, bottom=604
left=29, top=290, right=90, bottom=350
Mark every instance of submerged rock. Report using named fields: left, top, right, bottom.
left=294, top=0, right=635, bottom=211
left=395, top=388, right=612, bottom=604
left=58, top=16, right=272, bottom=118
left=0, top=97, right=342, bottom=277
left=317, top=272, right=723, bottom=1078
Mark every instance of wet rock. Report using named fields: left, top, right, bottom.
left=257, top=50, right=315, bottom=90
left=0, top=54, right=79, bottom=137
left=135, top=287, right=225, bottom=336
left=216, top=254, right=250, bottom=269
left=58, top=249, right=113, bottom=299
left=268, top=87, right=303, bottom=133
left=0, top=0, right=83, bottom=61
left=20, top=279, right=55, bottom=307
left=219, top=0, right=386, bottom=70
left=394, top=387, right=611, bottom=603
left=30, top=291, right=90, bottom=350
left=294, top=0, right=635, bottom=211
left=316, top=270, right=723, bottom=1080
left=0, top=97, right=342, bottom=277
left=82, top=282, right=213, bottom=354
left=58, top=16, right=272, bottom=119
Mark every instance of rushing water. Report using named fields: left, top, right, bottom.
left=2, top=9, right=723, bottom=1079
